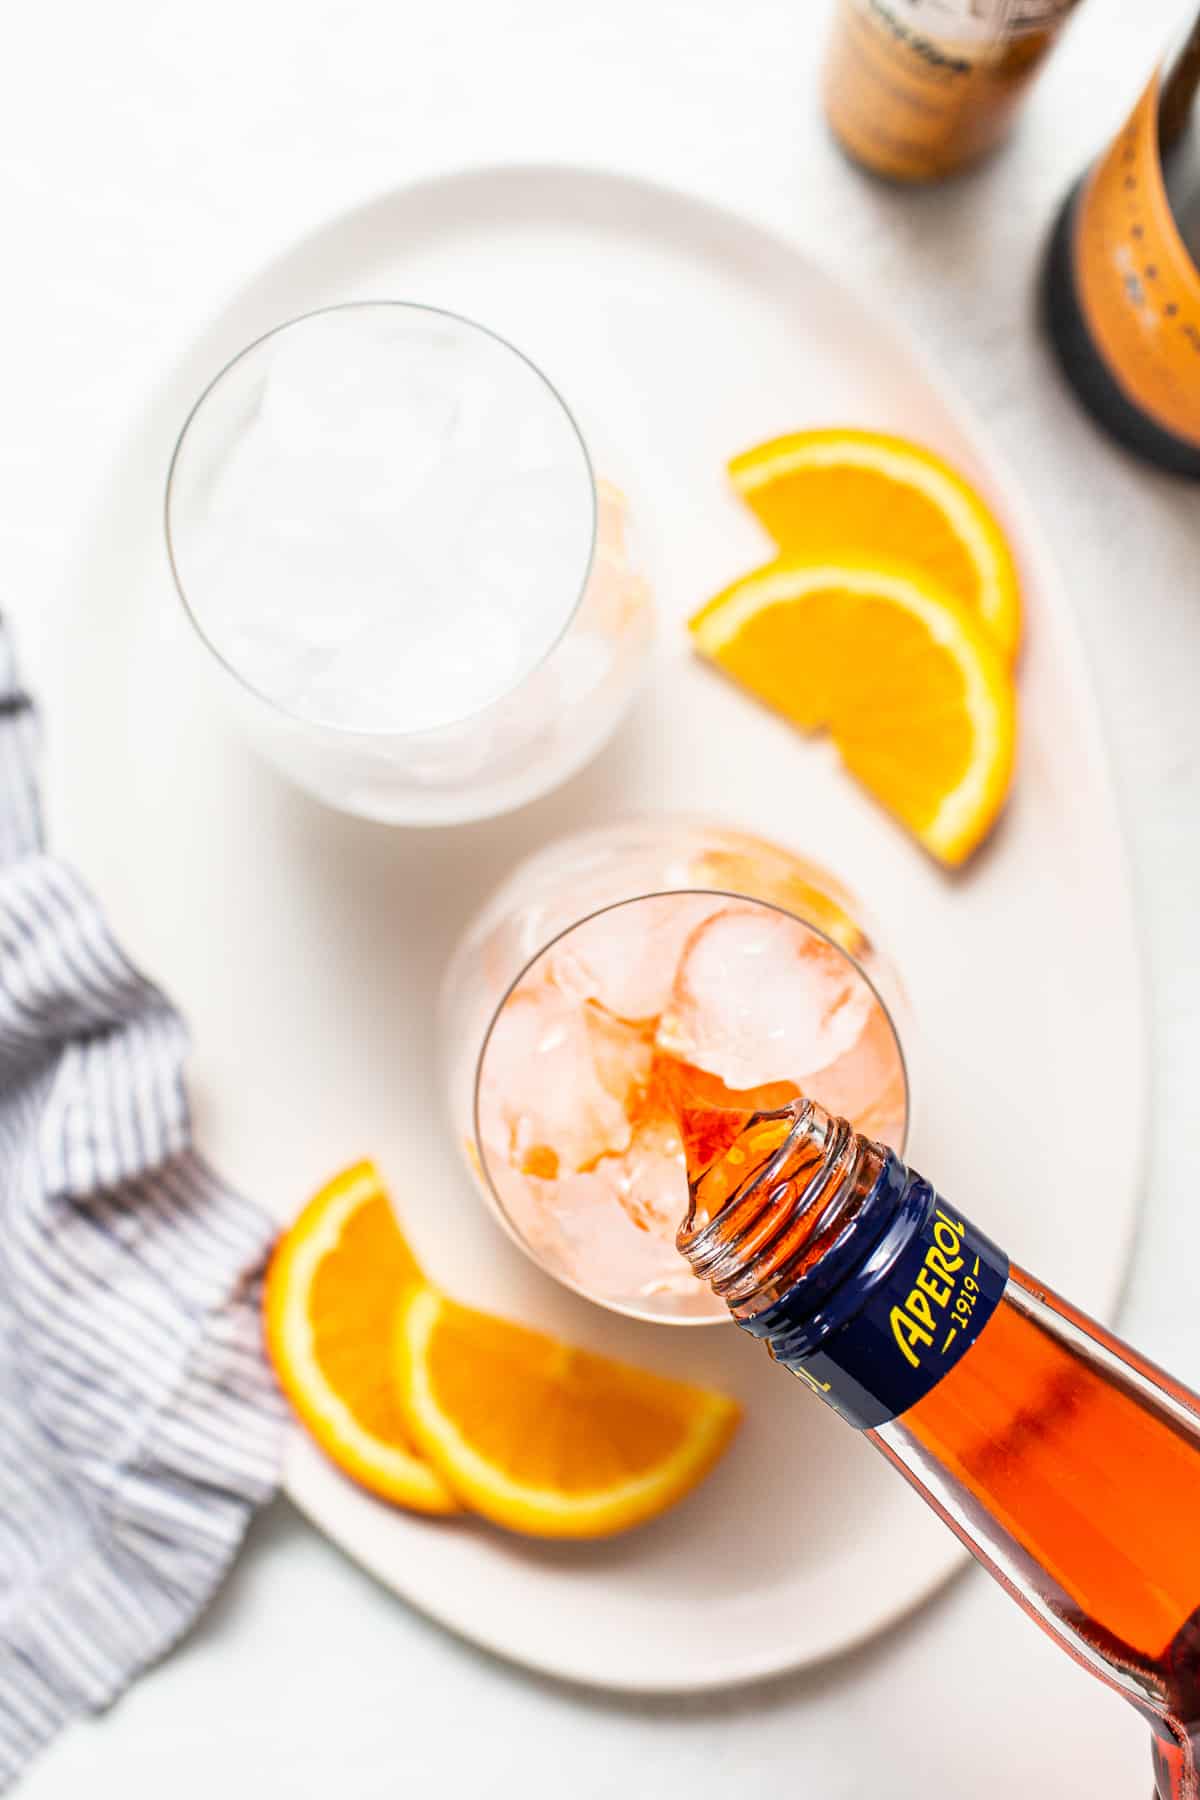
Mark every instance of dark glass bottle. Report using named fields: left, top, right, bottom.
left=1043, top=15, right=1200, bottom=476
left=680, top=1099, right=1200, bottom=1800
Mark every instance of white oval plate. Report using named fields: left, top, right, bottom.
left=54, top=165, right=1144, bottom=1694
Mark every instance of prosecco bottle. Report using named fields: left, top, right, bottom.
left=1043, top=13, right=1200, bottom=476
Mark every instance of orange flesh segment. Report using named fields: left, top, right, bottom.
left=690, top=559, right=1015, bottom=865
left=715, top=586, right=975, bottom=833
left=742, top=464, right=982, bottom=607
left=395, top=1286, right=740, bottom=1536
left=424, top=1304, right=697, bottom=1490
left=307, top=1190, right=419, bottom=1445
left=728, top=428, right=1022, bottom=660
left=263, top=1162, right=458, bottom=1514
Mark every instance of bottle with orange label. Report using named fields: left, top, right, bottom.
left=822, top=0, right=1085, bottom=183
left=1043, top=14, right=1200, bottom=477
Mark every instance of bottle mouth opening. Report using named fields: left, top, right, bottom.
left=678, top=1098, right=893, bottom=1319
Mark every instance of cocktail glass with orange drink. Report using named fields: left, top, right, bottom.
left=441, top=818, right=910, bottom=1322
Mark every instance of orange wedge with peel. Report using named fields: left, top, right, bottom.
left=264, top=1161, right=458, bottom=1514
left=393, top=1285, right=740, bottom=1538
left=729, top=428, right=1021, bottom=660
left=690, top=556, right=1016, bottom=867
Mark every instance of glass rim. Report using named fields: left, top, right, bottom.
left=164, top=299, right=599, bottom=741
left=470, top=886, right=911, bottom=1327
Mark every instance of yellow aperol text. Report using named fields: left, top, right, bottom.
left=890, top=1208, right=966, bottom=1369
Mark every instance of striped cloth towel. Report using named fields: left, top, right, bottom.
left=0, top=628, right=286, bottom=1788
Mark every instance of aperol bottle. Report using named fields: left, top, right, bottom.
left=679, top=1099, right=1200, bottom=1799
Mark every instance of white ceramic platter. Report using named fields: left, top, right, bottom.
left=54, top=165, right=1144, bottom=1694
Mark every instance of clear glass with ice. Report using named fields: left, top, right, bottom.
left=166, top=304, right=652, bottom=822
left=441, top=818, right=910, bottom=1323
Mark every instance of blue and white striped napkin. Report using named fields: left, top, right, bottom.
left=0, top=627, right=286, bottom=1787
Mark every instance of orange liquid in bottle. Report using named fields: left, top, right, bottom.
left=679, top=1098, right=1200, bottom=1797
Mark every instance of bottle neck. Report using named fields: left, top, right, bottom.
left=678, top=1099, right=1008, bottom=1430
left=680, top=1100, right=892, bottom=1318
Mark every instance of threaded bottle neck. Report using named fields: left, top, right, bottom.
left=677, top=1098, right=1010, bottom=1431
left=677, top=1099, right=891, bottom=1319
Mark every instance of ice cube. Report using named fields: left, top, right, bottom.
left=802, top=1005, right=906, bottom=1149
left=259, top=310, right=461, bottom=494
left=548, top=893, right=723, bottom=1024
left=180, top=308, right=595, bottom=737
left=687, top=841, right=866, bottom=958
left=592, top=1105, right=688, bottom=1238
left=481, top=1084, right=715, bottom=1314
left=507, top=1132, right=692, bottom=1306
left=478, top=977, right=652, bottom=1177
left=505, top=1167, right=665, bottom=1303
left=522, top=1171, right=645, bottom=1294
left=657, top=905, right=875, bottom=1091
left=460, top=463, right=591, bottom=635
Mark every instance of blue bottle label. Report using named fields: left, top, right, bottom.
left=767, top=1184, right=1009, bottom=1429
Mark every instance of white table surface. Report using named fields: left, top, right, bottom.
left=5, top=0, right=1198, bottom=1793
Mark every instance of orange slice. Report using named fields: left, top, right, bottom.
left=393, top=1285, right=740, bottom=1538
left=690, top=556, right=1016, bottom=867
left=264, top=1162, right=458, bottom=1514
left=729, top=428, right=1022, bottom=660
